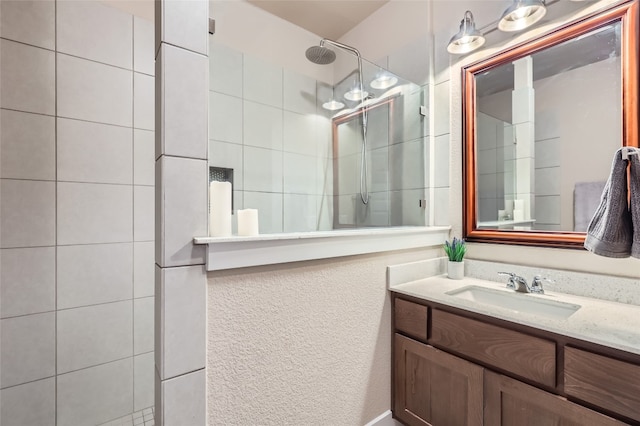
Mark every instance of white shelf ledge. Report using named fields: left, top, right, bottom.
left=194, top=226, right=451, bottom=271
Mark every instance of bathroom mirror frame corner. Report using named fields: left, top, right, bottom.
left=462, top=0, right=639, bottom=249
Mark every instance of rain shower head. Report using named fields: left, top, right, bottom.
left=305, top=45, right=336, bottom=65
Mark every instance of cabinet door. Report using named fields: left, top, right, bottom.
left=394, top=334, right=483, bottom=426
left=484, top=371, right=627, bottom=426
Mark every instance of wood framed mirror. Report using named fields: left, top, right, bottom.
left=463, top=1, right=639, bottom=248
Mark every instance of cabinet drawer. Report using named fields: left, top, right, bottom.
left=565, top=346, right=640, bottom=422
left=431, top=310, right=556, bottom=387
left=394, top=299, right=428, bottom=341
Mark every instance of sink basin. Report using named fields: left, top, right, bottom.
left=445, top=285, right=581, bottom=319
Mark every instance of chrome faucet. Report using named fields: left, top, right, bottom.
left=498, top=272, right=552, bottom=294
left=498, top=272, right=530, bottom=293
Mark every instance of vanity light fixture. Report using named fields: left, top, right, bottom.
left=322, top=99, right=345, bottom=111
left=344, top=82, right=369, bottom=101
left=447, top=11, right=486, bottom=54
left=370, top=73, right=399, bottom=90
left=498, top=0, right=547, bottom=32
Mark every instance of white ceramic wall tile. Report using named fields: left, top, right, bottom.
left=156, top=157, right=207, bottom=267
left=243, top=101, right=283, bottom=150
left=317, top=155, right=333, bottom=196
left=0, top=0, right=55, bottom=49
left=160, top=369, right=206, bottom=425
left=134, top=185, right=155, bottom=242
left=355, top=191, right=389, bottom=227
left=0, top=313, right=55, bottom=388
left=134, top=72, right=155, bottom=131
left=158, top=0, right=208, bottom=55
left=57, top=243, right=133, bottom=309
left=535, top=137, right=561, bottom=168
left=283, top=194, right=317, bottom=232
left=283, top=111, right=316, bottom=156
left=243, top=192, right=283, bottom=234
left=316, top=195, right=334, bottom=231
left=0, top=39, right=55, bottom=115
left=434, top=134, right=450, bottom=188
left=134, top=129, right=155, bottom=186
left=477, top=148, right=497, bottom=176
left=391, top=87, right=426, bottom=144
left=391, top=189, right=426, bottom=226
left=134, top=241, right=155, bottom=298
left=134, top=353, right=154, bottom=411
left=0, top=179, right=55, bottom=248
left=478, top=174, right=497, bottom=199
left=57, top=301, right=133, bottom=373
left=535, top=166, right=561, bottom=196
left=57, top=118, right=133, bottom=184
left=57, top=358, right=133, bottom=426
left=337, top=154, right=359, bottom=196
left=477, top=113, right=499, bottom=150
left=209, top=92, right=243, bottom=145
left=337, top=120, right=363, bottom=156
left=0, top=110, right=55, bottom=180
left=243, top=147, right=283, bottom=193
left=434, top=80, right=450, bottom=137
left=284, top=152, right=316, bottom=195
left=434, top=187, right=449, bottom=226
left=243, top=55, right=283, bottom=107
left=534, top=109, right=560, bottom=141
left=157, top=43, right=208, bottom=159
left=57, top=0, right=132, bottom=69
left=0, top=378, right=55, bottom=426
left=134, top=16, right=155, bottom=76
left=210, top=41, right=242, bottom=98
left=57, top=182, right=133, bottom=245
left=283, top=69, right=316, bottom=114
left=479, top=198, right=499, bottom=222
left=57, top=54, right=133, bottom=127
left=208, top=140, right=244, bottom=190
left=366, top=105, right=390, bottom=150
left=134, top=297, right=154, bottom=355
left=368, top=147, right=389, bottom=193
left=336, top=195, right=357, bottom=226
left=1, top=247, right=55, bottom=318
left=389, top=139, right=425, bottom=191
left=156, top=265, right=205, bottom=379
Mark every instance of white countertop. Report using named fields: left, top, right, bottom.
left=390, top=275, right=640, bottom=356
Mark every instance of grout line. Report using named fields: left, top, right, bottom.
left=131, top=14, right=138, bottom=415
left=54, top=0, right=59, bottom=419
left=0, top=375, right=57, bottom=392
left=56, top=50, right=134, bottom=73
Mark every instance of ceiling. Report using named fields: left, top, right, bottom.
left=247, top=0, right=389, bottom=40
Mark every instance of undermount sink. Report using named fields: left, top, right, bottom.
left=445, top=285, right=581, bottom=319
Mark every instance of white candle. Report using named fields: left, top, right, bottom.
left=209, top=181, right=232, bottom=237
left=237, top=209, right=259, bottom=236
left=514, top=199, right=524, bottom=211
left=513, top=209, right=524, bottom=222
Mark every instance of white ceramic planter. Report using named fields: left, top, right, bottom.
left=448, top=260, right=465, bottom=280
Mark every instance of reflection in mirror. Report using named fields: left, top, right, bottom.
left=464, top=2, right=639, bottom=247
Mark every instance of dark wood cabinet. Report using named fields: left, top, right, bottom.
left=484, top=370, right=625, bottom=426
left=394, top=334, right=483, bottom=426
left=392, top=296, right=637, bottom=426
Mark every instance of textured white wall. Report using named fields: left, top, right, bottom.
left=206, top=247, right=441, bottom=425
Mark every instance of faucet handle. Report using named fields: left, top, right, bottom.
left=530, top=275, right=554, bottom=294
left=498, top=272, right=517, bottom=289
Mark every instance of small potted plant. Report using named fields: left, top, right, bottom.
left=444, top=237, right=466, bottom=280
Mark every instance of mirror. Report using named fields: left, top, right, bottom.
left=463, top=2, right=639, bottom=248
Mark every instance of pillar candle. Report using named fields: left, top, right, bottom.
left=514, top=199, right=524, bottom=211
left=237, top=209, right=259, bottom=236
left=209, top=181, right=232, bottom=237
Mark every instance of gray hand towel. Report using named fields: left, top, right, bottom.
left=584, top=148, right=633, bottom=258
left=629, top=151, right=640, bottom=258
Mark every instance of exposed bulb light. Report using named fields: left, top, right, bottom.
left=498, top=0, right=547, bottom=32
left=447, top=11, right=486, bottom=54
left=322, top=99, right=345, bottom=111
left=344, top=87, right=369, bottom=101
left=370, top=73, right=398, bottom=90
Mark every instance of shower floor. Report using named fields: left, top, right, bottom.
left=99, top=407, right=154, bottom=426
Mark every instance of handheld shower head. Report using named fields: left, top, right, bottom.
left=305, top=45, right=336, bottom=65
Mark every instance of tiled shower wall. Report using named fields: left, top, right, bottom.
left=0, top=2, right=155, bottom=425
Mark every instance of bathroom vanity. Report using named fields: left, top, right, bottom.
left=390, top=273, right=640, bottom=426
